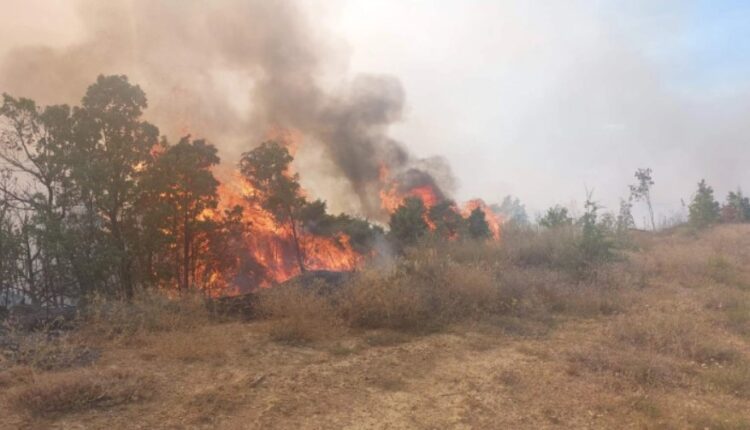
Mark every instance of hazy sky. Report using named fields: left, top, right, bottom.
left=2, top=0, right=750, bottom=225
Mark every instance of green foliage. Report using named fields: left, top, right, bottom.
left=629, top=168, right=655, bottom=230
left=539, top=205, right=573, bottom=228
left=428, top=200, right=465, bottom=239
left=240, top=141, right=307, bottom=272
left=721, top=189, right=750, bottom=223
left=578, top=194, right=614, bottom=263
left=297, top=198, right=384, bottom=254
left=616, top=198, right=635, bottom=234
left=466, top=207, right=492, bottom=240
left=689, top=179, right=720, bottom=228
left=389, top=197, right=429, bottom=250
left=138, top=136, right=220, bottom=290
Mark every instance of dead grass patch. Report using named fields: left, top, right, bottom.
left=704, top=362, right=750, bottom=399
left=80, top=291, right=212, bottom=341
left=2, top=331, right=99, bottom=371
left=612, top=313, right=741, bottom=365
left=11, top=368, right=152, bottom=416
left=567, top=347, right=682, bottom=388
left=0, top=366, right=34, bottom=388
left=256, top=282, right=345, bottom=344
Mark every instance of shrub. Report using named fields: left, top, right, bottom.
left=255, top=281, right=344, bottom=343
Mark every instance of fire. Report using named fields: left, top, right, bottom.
left=209, top=171, right=362, bottom=289
left=378, top=165, right=441, bottom=213
left=462, top=199, right=502, bottom=240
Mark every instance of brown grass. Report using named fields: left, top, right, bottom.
left=79, top=290, right=212, bottom=341
left=256, top=281, right=346, bottom=343
left=3, top=224, right=750, bottom=429
left=11, top=368, right=152, bottom=416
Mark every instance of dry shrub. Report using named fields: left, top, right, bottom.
left=337, top=258, right=499, bottom=331
left=612, top=313, right=740, bottom=365
left=256, top=281, right=345, bottom=343
left=81, top=290, right=211, bottom=340
left=2, top=331, right=99, bottom=371
left=11, top=368, right=152, bottom=416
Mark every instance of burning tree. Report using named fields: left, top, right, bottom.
left=388, top=197, right=429, bottom=250
left=240, top=141, right=308, bottom=273
left=139, top=136, right=221, bottom=291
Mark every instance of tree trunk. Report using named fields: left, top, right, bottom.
left=646, top=194, right=656, bottom=231
left=287, top=208, right=305, bottom=274
left=182, top=207, right=190, bottom=291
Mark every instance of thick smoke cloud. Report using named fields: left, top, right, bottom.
left=0, top=0, right=453, bottom=219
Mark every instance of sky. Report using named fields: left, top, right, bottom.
left=2, top=0, right=750, bottom=226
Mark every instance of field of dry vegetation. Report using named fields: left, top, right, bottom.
left=2, top=224, right=750, bottom=429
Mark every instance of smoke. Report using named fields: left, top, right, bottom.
left=0, top=0, right=454, bottom=220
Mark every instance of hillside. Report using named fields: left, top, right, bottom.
left=2, top=225, right=750, bottom=429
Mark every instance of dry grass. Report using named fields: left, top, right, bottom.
left=2, top=224, right=750, bottom=429
left=256, top=281, right=346, bottom=343
left=79, top=290, right=212, bottom=341
left=612, top=312, right=741, bottom=365
left=10, top=368, right=152, bottom=416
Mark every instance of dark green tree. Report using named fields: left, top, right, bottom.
left=139, top=136, right=220, bottom=291
left=721, top=189, right=750, bottom=223
left=240, top=141, right=307, bottom=273
left=0, top=95, right=78, bottom=304
left=688, top=179, right=720, bottom=227
left=298, top=199, right=384, bottom=254
left=389, top=197, right=429, bottom=250
left=539, top=205, right=573, bottom=228
left=428, top=200, right=465, bottom=239
left=72, top=75, right=159, bottom=298
left=466, top=207, right=491, bottom=240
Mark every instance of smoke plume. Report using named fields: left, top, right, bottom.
left=0, top=0, right=454, bottom=219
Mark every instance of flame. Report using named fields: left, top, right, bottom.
left=208, top=171, right=362, bottom=290
left=378, top=164, right=440, bottom=214
left=462, top=199, right=502, bottom=240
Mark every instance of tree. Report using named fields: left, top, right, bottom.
left=240, top=141, right=307, bottom=273
left=72, top=75, right=159, bottom=298
left=298, top=199, right=384, bottom=254
left=0, top=95, right=77, bottom=304
left=721, top=189, right=750, bottom=223
left=688, top=179, right=720, bottom=227
left=491, top=195, right=528, bottom=225
left=629, top=168, right=656, bottom=230
left=578, top=193, right=613, bottom=262
left=466, top=207, right=491, bottom=239
left=139, top=136, right=220, bottom=291
left=389, top=197, right=428, bottom=249
left=616, top=198, right=635, bottom=234
left=539, top=205, right=573, bottom=228
left=428, top=200, right=465, bottom=239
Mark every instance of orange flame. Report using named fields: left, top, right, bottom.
left=210, top=171, right=362, bottom=289
left=462, top=199, right=502, bottom=240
